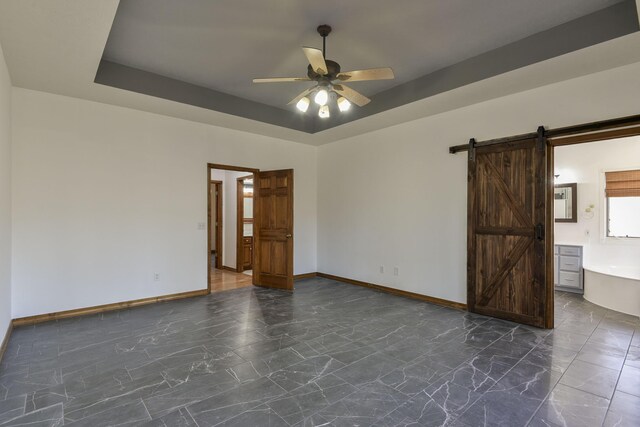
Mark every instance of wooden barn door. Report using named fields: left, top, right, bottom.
left=254, top=169, right=294, bottom=290
left=467, top=132, right=553, bottom=328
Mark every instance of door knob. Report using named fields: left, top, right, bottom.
left=286, top=234, right=292, bottom=238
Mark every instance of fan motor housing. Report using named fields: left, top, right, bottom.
left=308, top=60, right=341, bottom=81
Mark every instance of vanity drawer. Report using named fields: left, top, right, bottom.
left=559, top=256, right=581, bottom=272
left=554, top=246, right=559, bottom=255
left=559, top=271, right=581, bottom=289
left=559, top=246, right=581, bottom=256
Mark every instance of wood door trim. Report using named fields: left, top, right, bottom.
left=550, top=126, right=640, bottom=147
left=449, top=114, right=640, bottom=153
left=12, top=289, right=209, bottom=327
left=236, top=177, right=244, bottom=273
left=208, top=164, right=259, bottom=288
left=317, top=273, right=467, bottom=311
left=210, top=163, right=260, bottom=173
left=237, top=175, right=255, bottom=272
left=210, top=180, right=223, bottom=269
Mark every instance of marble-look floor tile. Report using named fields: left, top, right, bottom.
left=0, top=395, right=26, bottom=424
left=616, top=365, right=640, bottom=398
left=312, top=381, right=407, bottom=426
left=372, top=391, right=449, bottom=427
left=575, top=342, right=627, bottom=370
left=187, top=377, right=286, bottom=426
left=267, top=374, right=357, bottom=425
left=0, top=403, right=63, bottom=427
left=1, top=284, right=637, bottom=427
left=64, top=399, right=151, bottom=426
left=141, top=408, right=198, bottom=426
left=603, top=390, right=640, bottom=427
left=532, top=383, right=610, bottom=427
left=268, top=355, right=345, bottom=392
left=558, top=359, right=619, bottom=399
left=332, top=352, right=401, bottom=386
left=625, top=345, right=640, bottom=369
left=219, top=405, right=288, bottom=427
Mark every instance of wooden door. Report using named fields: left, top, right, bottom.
left=467, top=135, right=553, bottom=328
left=255, top=169, right=293, bottom=290
left=209, top=181, right=223, bottom=269
left=242, top=237, right=253, bottom=270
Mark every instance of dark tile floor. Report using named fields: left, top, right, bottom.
left=0, top=277, right=639, bottom=426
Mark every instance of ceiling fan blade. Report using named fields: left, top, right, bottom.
left=302, top=47, right=328, bottom=75
left=253, top=77, right=311, bottom=83
left=333, top=84, right=371, bottom=107
left=287, top=87, right=315, bottom=105
left=336, top=68, right=395, bottom=82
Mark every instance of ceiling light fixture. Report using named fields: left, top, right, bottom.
left=296, top=96, right=310, bottom=112
left=314, top=89, right=328, bottom=106
left=337, top=96, right=351, bottom=112
left=318, top=105, right=330, bottom=118
left=253, top=25, right=395, bottom=119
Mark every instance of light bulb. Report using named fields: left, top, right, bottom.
left=296, top=97, right=310, bottom=112
left=318, top=105, right=330, bottom=118
left=337, top=97, right=351, bottom=112
left=314, top=89, right=328, bottom=106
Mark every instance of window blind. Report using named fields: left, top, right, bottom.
left=605, top=170, right=640, bottom=197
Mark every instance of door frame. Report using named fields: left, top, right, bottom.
left=207, top=163, right=260, bottom=292
left=209, top=180, right=223, bottom=269
left=236, top=175, right=254, bottom=272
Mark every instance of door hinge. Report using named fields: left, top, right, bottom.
left=468, top=138, right=476, bottom=162
left=536, top=126, right=546, bottom=152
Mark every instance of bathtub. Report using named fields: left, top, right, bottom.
left=584, top=265, right=640, bottom=317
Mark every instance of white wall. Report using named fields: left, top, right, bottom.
left=0, top=42, right=12, bottom=340
left=318, top=61, right=640, bottom=304
left=11, top=88, right=317, bottom=318
left=555, top=136, right=640, bottom=267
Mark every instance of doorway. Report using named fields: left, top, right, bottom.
left=552, top=136, right=640, bottom=318
left=207, top=164, right=295, bottom=293
left=209, top=180, right=223, bottom=269
left=237, top=175, right=254, bottom=274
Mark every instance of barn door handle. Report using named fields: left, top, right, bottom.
left=535, top=223, right=544, bottom=241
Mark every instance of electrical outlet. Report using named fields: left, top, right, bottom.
left=394, top=267, right=399, bottom=276
left=197, top=222, right=206, bottom=230
left=585, top=229, right=590, bottom=237
left=379, top=266, right=384, bottom=274
left=154, top=273, right=160, bottom=281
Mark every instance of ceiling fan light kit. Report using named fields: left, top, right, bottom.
left=253, top=24, right=394, bottom=119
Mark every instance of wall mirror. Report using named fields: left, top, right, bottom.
left=554, top=183, right=577, bottom=223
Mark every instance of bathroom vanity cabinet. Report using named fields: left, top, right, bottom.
left=554, top=244, right=584, bottom=294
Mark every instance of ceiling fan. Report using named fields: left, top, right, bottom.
left=253, top=25, right=395, bottom=118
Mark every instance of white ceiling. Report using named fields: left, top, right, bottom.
left=0, top=1, right=639, bottom=145
left=104, top=0, right=624, bottom=108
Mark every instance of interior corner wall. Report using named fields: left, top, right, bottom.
left=11, top=88, right=318, bottom=318
left=0, top=42, right=12, bottom=340
left=318, top=61, right=640, bottom=304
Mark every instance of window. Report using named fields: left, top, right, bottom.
left=605, top=169, right=640, bottom=238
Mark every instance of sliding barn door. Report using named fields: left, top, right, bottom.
left=468, top=135, right=553, bottom=328
left=254, top=169, right=294, bottom=290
